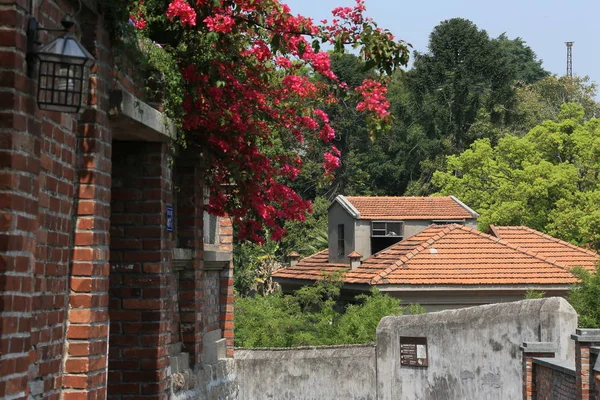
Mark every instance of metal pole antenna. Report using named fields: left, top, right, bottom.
left=565, top=42, right=574, bottom=78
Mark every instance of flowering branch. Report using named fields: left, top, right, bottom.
left=114, top=0, right=410, bottom=243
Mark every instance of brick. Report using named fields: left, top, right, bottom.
left=122, top=299, right=164, bottom=310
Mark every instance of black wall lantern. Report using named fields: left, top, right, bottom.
left=27, top=15, right=95, bottom=113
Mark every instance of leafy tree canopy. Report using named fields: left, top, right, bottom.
left=569, top=264, right=600, bottom=328
left=235, top=275, right=423, bottom=347
left=433, top=103, right=600, bottom=250
left=393, top=18, right=550, bottom=195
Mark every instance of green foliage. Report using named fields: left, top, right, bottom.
left=495, top=34, right=549, bottom=85
left=512, top=76, right=600, bottom=134
left=568, top=264, right=600, bottom=328
left=279, top=197, right=330, bottom=257
left=524, top=289, right=545, bottom=299
left=235, top=281, right=417, bottom=347
left=433, top=103, right=600, bottom=250
left=388, top=19, right=550, bottom=195
left=233, top=238, right=281, bottom=297
left=104, top=1, right=185, bottom=123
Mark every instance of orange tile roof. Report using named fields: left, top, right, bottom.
left=344, top=196, right=475, bottom=220
left=274, top=225, right=586, bottom=287
left=272, top=249, right=348, bottom=281
left=489, top=225, right=599, bottom=272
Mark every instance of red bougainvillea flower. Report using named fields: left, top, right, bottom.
left=120, top=0, right=410, bottom=242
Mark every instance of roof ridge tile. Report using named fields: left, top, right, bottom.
left=370, top=224, right=458, bottom=284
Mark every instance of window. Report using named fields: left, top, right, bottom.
left=204, top=212, right=218, bottom=245
left=432, top=220, right=465, bottom=225
left=371, top=221, right=404, bottom=254
left=204, top=188, right=219, bottom=245
left=337, top=224, right=345, bottom=258
left=371, top=221, right=404, bottom=237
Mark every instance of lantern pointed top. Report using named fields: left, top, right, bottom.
left=37, top=33, right=94, bottom=66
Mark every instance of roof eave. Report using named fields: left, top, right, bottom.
left=332, top=195, right=361, bottom=219
left=450, top=195, right=480, bottom=218
left=376, top=284, right=572, bottom=292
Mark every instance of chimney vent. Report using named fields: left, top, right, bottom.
left=347, top=251, right=362, bottom=270
left=288, top=251, right=300, bottom=267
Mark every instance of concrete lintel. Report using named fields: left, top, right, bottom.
left=204, top=250, right=232, bottom=263
left=532, top=357, right=576, bottom=376
left=571, top=328, right=600, bottom=343
left=109, top=88, right=176, bottom=142
left=520, top=342, right=557, bottom=353
left=204, top=250, right=231, bottom=270
left=172, top=248, right=193, bottom=271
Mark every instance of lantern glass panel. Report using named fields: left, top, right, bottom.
left=37, top=59, right=85, bottom=112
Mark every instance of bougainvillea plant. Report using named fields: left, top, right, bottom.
left=111, top=0, right=410, bottom=243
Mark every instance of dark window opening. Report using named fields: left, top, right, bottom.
left=337, top=224, right=345, bottom=258
left=371, top=221, right=404, bottom=254
left=432, top=220, right=465, bottom=225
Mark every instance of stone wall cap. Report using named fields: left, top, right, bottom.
left=571, top=328, right=600, bottom=342
left=520, top=342, right=557, bottom=353
left=532, top=357, right=576, bottom=376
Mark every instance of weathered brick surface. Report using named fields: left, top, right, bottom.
left=220, top=263, right=235, bottom=357
left=1, top=2, right=235, bottom=399
left=535, top=364, right=577, bottom=400
left=108, top=142, right=173, bottom=399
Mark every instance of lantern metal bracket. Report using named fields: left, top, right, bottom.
left=26, top=16, right=75, bottom=77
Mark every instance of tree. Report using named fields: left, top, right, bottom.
left=110, top=0, right=410, bottom=243
left=511, top=75, right=600, bottom=134
left=568, top=263, right=600, bottom=328
left=495, top=34, right=548, bottom=85
left=234, top=276, right=419, bottom=347
left=408, top=19, right=511, bottom=154
left=233, top=237, right=282, bottom=297
left=433, top=103, right=600, bottom=250
left=397, top=19, right=549, bottom=194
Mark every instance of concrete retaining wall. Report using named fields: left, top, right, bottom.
left=234, top=298, right=577, bottom=400
left=376, top=297, right=577, bottom=400
left=236, top=344, right=376, bottom=400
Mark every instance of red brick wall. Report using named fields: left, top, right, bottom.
left=0, top=1, right=236, bottom=399
left=0, top=1, right=40, bottom=397
left=0, top=1, right=113, bottom=399
left=534, top=363, right=577, bottom=400
left=108, top=141, right=173, bottom=399
left=220, top=264, right=234, bottom=357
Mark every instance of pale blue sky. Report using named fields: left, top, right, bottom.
left=285, top=0, right=599, bottom=88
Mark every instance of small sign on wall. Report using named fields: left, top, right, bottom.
left=166, top=205, right=173, bottom=232
left=400, top=336, right=428, bottom=367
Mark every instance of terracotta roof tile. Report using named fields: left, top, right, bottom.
left=488, top=225, right=599, bottom=272
left=273, top=224, right=591, bottom=287
left=272, top=249, right=348, bottom=281
left=344, top=196, right=475, bottom=220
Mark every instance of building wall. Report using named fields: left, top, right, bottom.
left=327, top=202, right=356, bottom=264
left=235, top=298, right=577, bottom=400
left=236, top=345, right=376, bottom=400
left=377, top=297, right=577, bottom=400
left=383, top=289, right=570, bottom=312
left=534, top=362, right=577, bottom=400
left=0, top=1, right=235, bottom=399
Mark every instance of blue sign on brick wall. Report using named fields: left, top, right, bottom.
left=166, top=205, right=173, bottom=232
